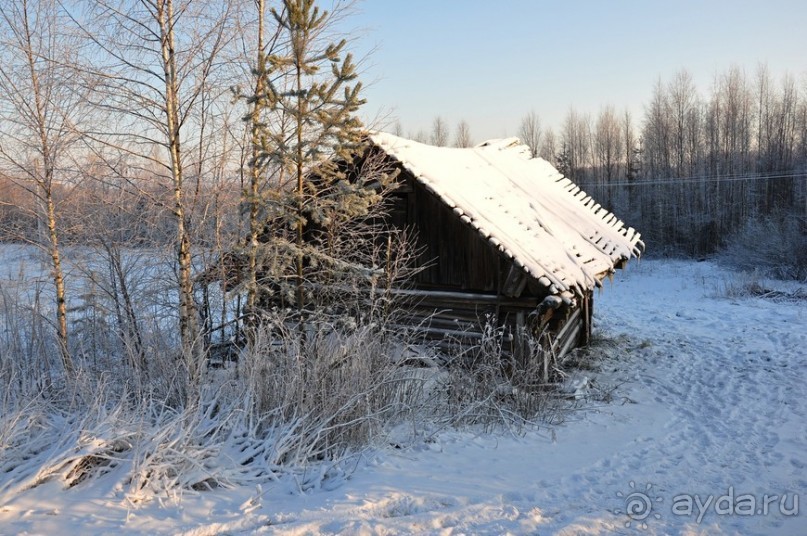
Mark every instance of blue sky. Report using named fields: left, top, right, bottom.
left=341, top=0, right=807, bottom=142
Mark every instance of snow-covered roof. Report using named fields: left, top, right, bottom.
left=369, top=132, right=643, bottom=296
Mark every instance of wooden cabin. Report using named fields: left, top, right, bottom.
left=364, top=133, right=643, bottom=361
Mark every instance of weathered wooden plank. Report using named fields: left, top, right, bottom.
left=552, top=307, right=582, bottom=350
left=582, top=291, right=592, bottom=345
left=502, top=264, right=528, bottom=298
left=390, top=287, right=540, bottom=309
left=555, top=323, right=582, bottom=359
left=515, top=310, right=526, bottom=361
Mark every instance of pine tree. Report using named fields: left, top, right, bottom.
left=250, top=0, right=385, bottom=312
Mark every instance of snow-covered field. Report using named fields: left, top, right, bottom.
left=1, top=259, right=805, bottom=535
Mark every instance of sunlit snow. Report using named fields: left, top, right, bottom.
left=2, top=259, right=804, bottom=535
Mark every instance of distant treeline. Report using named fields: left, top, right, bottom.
left=575, top=67, right=807, bottom=255
left=408, top=66, right=807, bottom=256
left=2, top=66, right=805, bottom=256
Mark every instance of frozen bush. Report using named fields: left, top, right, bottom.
left=719, top=211, right=807, bottom=280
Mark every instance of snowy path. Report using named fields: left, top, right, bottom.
left=1, top=260, right=805, bottom=534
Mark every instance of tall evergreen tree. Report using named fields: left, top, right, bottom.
left=251, top=0, right=384, bottom=312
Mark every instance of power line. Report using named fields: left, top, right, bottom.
left=576, top=170, right=807, bottom=188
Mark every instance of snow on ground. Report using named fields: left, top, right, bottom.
left=1, top=259, right=805, bottom=535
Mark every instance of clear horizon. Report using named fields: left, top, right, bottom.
left=342, top=0, right=807, bottom=142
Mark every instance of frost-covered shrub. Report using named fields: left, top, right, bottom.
left=0, top=312, right=433, bottom=504
left=719, top=212, right=807, bottom=280
left=0, top=245, right=583, bottom=503
left=715, top=270, right=771, bottom=298
left=438, top=323, right=567, bottom=431
left=239, top=313, right=426, bottom=460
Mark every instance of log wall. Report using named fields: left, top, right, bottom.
left=385, top=168, right=592, bottom=361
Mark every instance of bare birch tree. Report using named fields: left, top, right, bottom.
left=519, top=111, right=542, bottom=158
left=717, top=66, right=753, bottom=175
left=0, top=0, right=84, bottom=376
left=643, top=78, right=672, bottom=178
left=594, top=105, right=623, bottom=183
left=71, top=0, right=237, bottom=370
left=431, top=116, right=449, bottom=147
left=668, top=69, right=699, bottom=177
left=561, top=108, right=591, bottom=181
left=539, top=127, right=557, bottom=165
left=755, top=63, right=776, bottom=173
left=454, top=119, right=472, bottom=147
